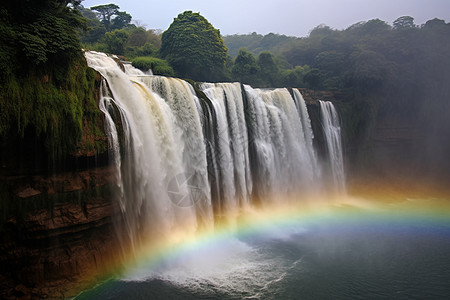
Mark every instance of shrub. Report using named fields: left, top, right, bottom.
left=131, top=56, right=174, bottom=76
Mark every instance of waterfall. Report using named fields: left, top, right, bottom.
left=292, top=89, right=319, bottom=175
left=85, top=51, right=208, bottom=253
left=243, top=86, right=320, bottom=202
left=84, top=50, right=346, bottom=252
left=199, top=83, right=252, bottom=222
left=319, top=100, right=346, bottom=194
left=134, top=75, right=213, bottom=228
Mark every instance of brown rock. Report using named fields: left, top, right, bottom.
left=0, top=165, right=122, bottom=299
left=16, top=187, right=41, bottom=198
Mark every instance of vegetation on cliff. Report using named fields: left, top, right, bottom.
left=131, top=56, right=174, bottom=76
left=0, top=0, right=106, bottom=171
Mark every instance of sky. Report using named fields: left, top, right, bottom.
left=81, top=0, right=450, bottom=37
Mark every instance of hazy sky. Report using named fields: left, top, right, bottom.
left=81, top=0, right=450, bottom=37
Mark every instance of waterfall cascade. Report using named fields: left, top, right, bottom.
left=84, top=51, right=345, bottom=251
left=242, top=86, right=321, bottom=201
left=319, top=100, right=346, bottom=194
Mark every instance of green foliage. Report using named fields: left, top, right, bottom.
left=309, top=24, right=335, bottom=37
left=0, top=1, right=86, bottom=74
left=393, top=16, right=416, bottom=30
left=18, top=32, right=47, bottom=63
left=223, top=32, right=298, bottom=57
left=280, top=65, right=310, bottom=87
left=0, top=0, right=105, bottom=169
left=81, top=18, right=162, bottom=59
left=272, top=16, right=450, bottom=175
left=314, top=51, right=346, bottom=76
left=227, top=17, right=447, bottom=174
left=347, top=50, right=392, bottom=91
left=79, top=6, right=106, bottom=44
left=303, top=68, right=325, bottom=90
left=122, top=27, right=161, bottom=58
left=126, top=43, right=157, bottom=58
left=90, top=3, right=119, bottom=31
left=127, top=27, right=150, bottom=47
left=132, top=56, right=174, bottom=76
left=102, top=29, right=129, bottom=55
left=257, top=51, right=279, bottom=87
left=0, top=9, right=15, bottom=79
left=232, top=48, right=259, bottom=85
left=0, top=57, right=103, bottom=168
left=23, top=13, right=85, bottom=62
left=111, top=11, right=132, bottom=31
left=160, top=11, right=228, bottom=82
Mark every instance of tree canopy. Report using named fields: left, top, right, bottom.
left=160, top=11, right=228, bottom=82
left=232, top=48, right=259, bottom=85
left=393, top=16, right=416, bottom=30
left=0, top=0, right=87, bottom=77
left=90, top=3, right=126, bottom=31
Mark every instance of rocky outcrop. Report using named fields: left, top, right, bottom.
left=298, top=88, right=343, bottom=102
left=297, top=89, right=340, bottom=164
left=0, top=166, right=121, bottom=299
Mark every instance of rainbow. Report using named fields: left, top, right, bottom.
left=74, top=194, right=450, bottom=298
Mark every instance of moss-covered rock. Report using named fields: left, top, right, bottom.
left=0, top=56, right=107, bottom=173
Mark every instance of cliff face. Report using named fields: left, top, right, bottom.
left=369, top=114, right=423, bottom=174
left=0, top=62, right=121, bottom=298
left=299, top=88, right=450, bottom=189
left=0, top=164, right=122, bottom=299
left=297, top=88, right=343, bottom=103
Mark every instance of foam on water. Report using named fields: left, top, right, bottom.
left=123, top=236, right=295, bottom=297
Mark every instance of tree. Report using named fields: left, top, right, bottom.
left=314, top=51, right=346, bottom=74
left=160, top=11, right=228, bottom=82
left=348, top=50, right=391, bottom=91
left=309, top=24, right=334, bottom=37
left=280, top=65, right=310, bottom=87
left=393, top=16, right=415, bottom=30
left=357, top=19, right=391, bottom=35
left=257, top=51, right=278, bottom=87
left=232, top=48, right=259, bottom=85
left=132, top=56, right=174, bottom=76
left=78, top=6, right=106, bottom=44
left=303, top=68, right=325, bottom=90
left=102, top=29, right=129, bottom=55
left=423, top=18, right=446, bottom=30
left=121, top=27, right=162, bottom=58
left=111, top=11, right=132, bottom=30
left=90, top=4, right=119, bottom=31
left=126, top=27, right=148, bottom=47
left=0, top=0, right=87, bottom=70
left=90, top=3, right=131, bottom=32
